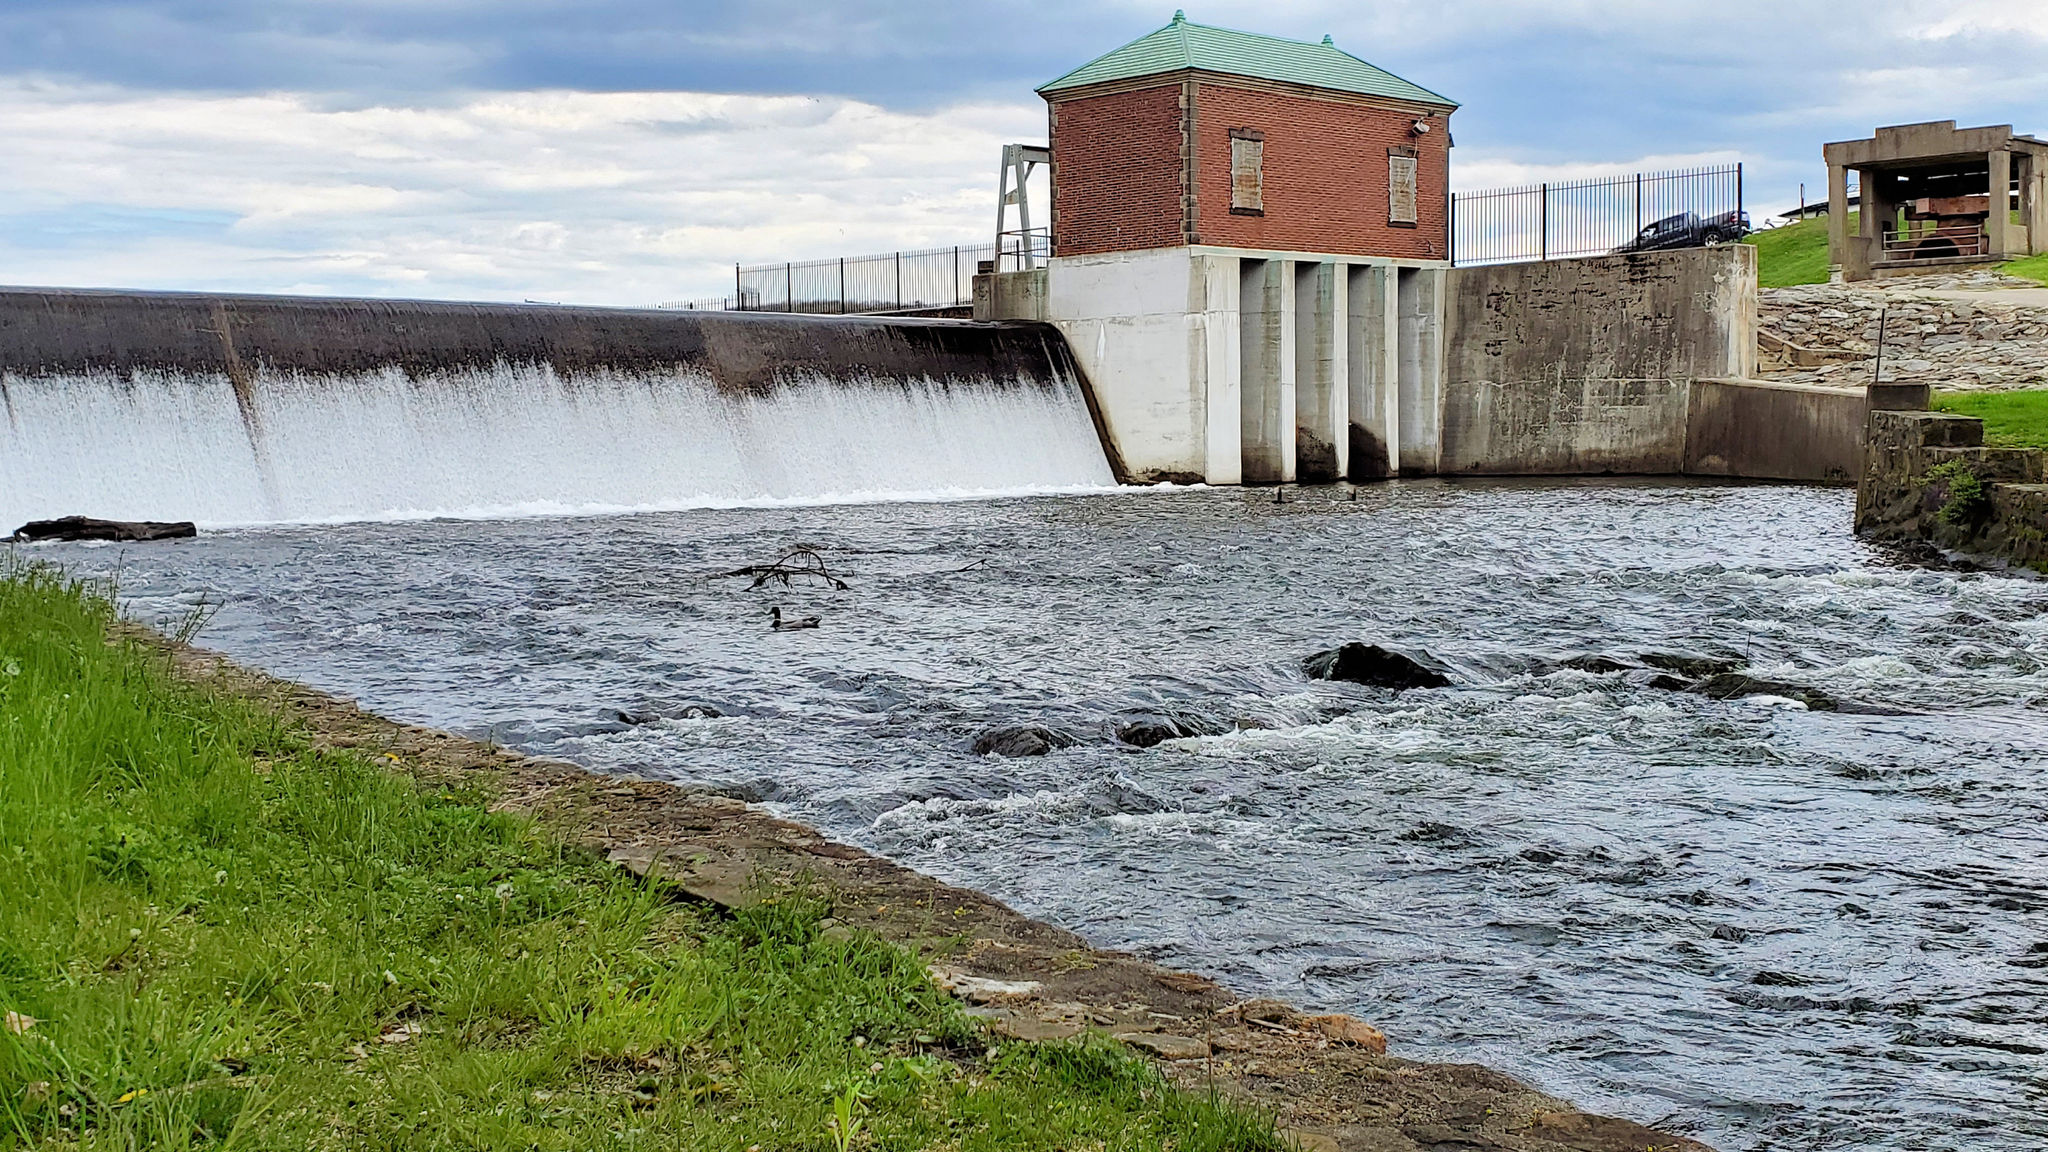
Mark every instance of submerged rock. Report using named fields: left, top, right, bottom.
left=1114, top=711, right=1231, bottom=749
left=1302, top=643, right=1452, bottom=689
left=1690, top=673, right=1838, bottom=712
left=616, top=704, right=723, bottom=725
left=1639, top=652, right=1742, bottom=679
left=971, top=725, right=1077, bottom=758
left=10, top=516, right=196, bottom=543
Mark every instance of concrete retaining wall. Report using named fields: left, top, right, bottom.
left=1440, top=247, right=1757, bottom=475
left=1684, top=378, right=1868, bottom=484
left=0, top=287, right=1080, bottom=397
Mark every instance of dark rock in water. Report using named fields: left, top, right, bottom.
left=1302, top=643, right=1452, bottom=689
left=1114, top=710, right=1232, bottom=749
left=1638, top=672, right=1693, bottom=692
left=1691, top=673, right=1838, bottom=712
left=1559, top=654, right=1636, bottom=674
left=972, top=725, right=1078, bottom=757
left=11, top=516, right=196, bottom=543
left=1639, top=651, right=1741, bottom=678
left=615, top=703, right=723, bottom=726
left=1710, top=923, right=1750, bottom=942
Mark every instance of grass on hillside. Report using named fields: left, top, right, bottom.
left=0, top=562, right=1281, bottom=1152
left=1746, top=210, right=2048, bottom=288
left=2003, top=252, right=2048, bottom=286
left=1743, top=214, right=1842, bottom=288
left=1932, top=389, right=2048, bottom=450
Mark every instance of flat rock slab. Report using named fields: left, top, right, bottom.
left=163, top=640, right=1718, bottom=1152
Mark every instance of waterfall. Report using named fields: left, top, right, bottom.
left=0, top=362, right=1116, bottom=528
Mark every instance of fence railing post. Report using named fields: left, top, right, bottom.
left=1449, top=192, right=1457, bottom=266
left=954, top=246, right=961, bottom=306
left=1539, top=183, right=1549, bottom=261
left=1635, top=173, right=1642, bottom=240
left=786, top=262, right=793, bottom=312
left=839, top=257, right=846, bottom=315
left=895, top=250, right=902, bottom=311
left=734, top=262, right=741, bottom=311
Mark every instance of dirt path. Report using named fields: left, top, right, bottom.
left=169, top=642, right=1713, bottom=1152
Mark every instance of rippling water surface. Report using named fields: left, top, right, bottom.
left=40, top=480, right=2048, bottom=1151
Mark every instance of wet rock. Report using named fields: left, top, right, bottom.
left=10, top=516, right=196, bottom=543
left=1114, top=710, right=1231, bottom=748
left=1710, top=923, right=1749, bottom=942
left=1558, top=654, right=1636, bottom=674
left=1690, top=673, right=1838, bottom=711
left=615, top=704, right=723, bottom=726
left=1639, top=651, right=1741, bottom=678
left=971, top=725, right=1077, bottom=757
left=1302, top=643, right=1452, bottom=689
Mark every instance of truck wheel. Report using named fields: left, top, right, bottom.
left=1703, top=231, right=1726, bottom=247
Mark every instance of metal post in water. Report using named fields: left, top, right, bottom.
left=1873, top=307, right=1887, bottom=385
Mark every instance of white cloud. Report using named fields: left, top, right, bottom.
left=0, top=83, right=1044, bottom=305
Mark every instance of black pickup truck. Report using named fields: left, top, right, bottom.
left=1613, top=210, right=1751, bottom=253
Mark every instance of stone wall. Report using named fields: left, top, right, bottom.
left=1440, top=246, right=1756, bottom=475
left=1857, top=409, right=2048, bottom=569
left=1759, top=273, right=2048, bottom=393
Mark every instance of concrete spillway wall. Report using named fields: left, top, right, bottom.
left=0, top=288, right=1115, bottom=527
left=0, top=287, right=1078, bottom=394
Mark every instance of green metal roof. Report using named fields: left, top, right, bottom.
left=1038, top=12, right=1457, bottom=108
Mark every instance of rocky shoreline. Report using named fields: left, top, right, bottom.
left=165, top=639, right=1713, bottom=1152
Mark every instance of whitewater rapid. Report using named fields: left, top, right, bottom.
left=0, top=363, right=1115, bottom=527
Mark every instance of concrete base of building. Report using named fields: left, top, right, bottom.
left=982, top=244, right=1879, bottom=487
left=977, top=245, right=1446, bottom=485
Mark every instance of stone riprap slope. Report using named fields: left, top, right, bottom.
left=1760, top=271, right=2048, bottom=393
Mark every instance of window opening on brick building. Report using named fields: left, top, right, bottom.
left=1231, top=129, right=1264, bottom=215
left=1388, top=147, right=1419, bottom=226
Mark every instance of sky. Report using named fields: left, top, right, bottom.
left=2, top=0, right=2045, bottom=306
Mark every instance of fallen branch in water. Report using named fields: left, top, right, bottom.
left=718, top=548, right=850, bottom=591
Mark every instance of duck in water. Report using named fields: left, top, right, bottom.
left=770, top=606, right=820, bottom=631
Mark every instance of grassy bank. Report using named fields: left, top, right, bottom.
left=1743, top=215, right=1840, bottom=288
left=1932, top=389, right=2048, bottom=449
left=0, top=563, right=1278, bottom=1151
left=1745, top=212, right=2048, bottom=288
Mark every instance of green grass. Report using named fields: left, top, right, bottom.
left=2002, top=251, right=2048, bottom=286
left=1742, top=214, right=1844, bottom=288
left=0, top=563, right=1281, bottom=1151
left=1932, top=389, right=2048, bottom=450
left=1748, top=210, right=2048, bottom=288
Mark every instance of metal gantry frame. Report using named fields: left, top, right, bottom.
left=996, top=144, right=1051, bottom=271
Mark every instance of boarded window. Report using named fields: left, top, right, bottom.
left=1388, top=148, right=1419, bottom=226
left=1230, top=129, right=1264, bottom=215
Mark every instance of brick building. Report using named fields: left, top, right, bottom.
left=1038, top=12, right=1458, bottom=260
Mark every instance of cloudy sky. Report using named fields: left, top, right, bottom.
left=3, top=0, right=2045, bottom=306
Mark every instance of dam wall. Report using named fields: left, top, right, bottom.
left=984, top=243, right=1865, bottom=485
left=1439, top=247, right=1756, bottom=475
left=0, top=288, right=1115, bottom=527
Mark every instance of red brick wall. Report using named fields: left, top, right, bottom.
left=1192, top=83, right=1449, bottom=258
left=1048, top=84, right=1187, bottom=256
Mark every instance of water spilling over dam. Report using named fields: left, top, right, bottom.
left=0, top=289, right=1115, bottom=527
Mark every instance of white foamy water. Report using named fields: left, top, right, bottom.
left=0, top=363, right=1115, bottom=527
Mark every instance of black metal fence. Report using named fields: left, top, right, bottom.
left=731, top=243, right=994, bottom=314
left=1451, top=163, right=1743, bottom=266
